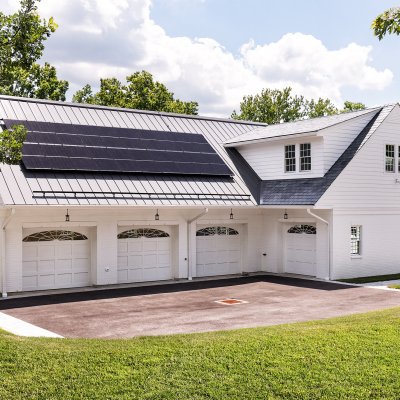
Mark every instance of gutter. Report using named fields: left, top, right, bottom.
left=2, top=208, right=15, bottom=298
left=307, top=209, right=331, bottom=280
left=187, top=208, right=208, bottom=280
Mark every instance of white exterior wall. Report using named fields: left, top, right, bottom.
left=331, top=210, right=400, bottom=279
left=259, top=209, right=331, bottom=280
left=2, top=207, right=265, bottom=293
left=237, top=136, right=324, bottom=180
left=322, top=111, right=379, bottom=173
left=317, top=106, right=400, bottom=209
left=317, top=105, right=400, bottom=279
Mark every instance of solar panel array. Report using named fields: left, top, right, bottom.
left=4, top=120, right=233, bottom=176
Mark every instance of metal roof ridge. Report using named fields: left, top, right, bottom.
left=224, top=106, right=384, bottom=145
left=0, top=94, right=267, bottom=127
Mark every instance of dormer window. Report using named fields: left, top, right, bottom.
left=300, top=143, right=311, bottom=171
left=284, top=145, right=296, bottom=172
left=284, top=143, right=311, bottom=173
left=385, top=144, right=395, bottom=172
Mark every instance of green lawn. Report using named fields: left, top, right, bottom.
left=1, top=309, right=400, bottom=399
left=339, top=273, right=400, bottom=284
left=388, top=284, right=400, bottom=290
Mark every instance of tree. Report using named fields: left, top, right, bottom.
left=304, top=98, right=338, bottom=118
left=0, top=0, right=68, bottom=100
left=0, top=125, right=27, bottom=164
left=73, top=71, right=198, bottom=115
left=372, top=7, right=400, bottom=40
left=232, top=87, right=366, bottom=123
left=342, top=101, right=366, bottom=113
left=231, top=87, right=305, bottom=124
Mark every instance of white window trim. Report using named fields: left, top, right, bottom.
left=350, top=225, right=362, bottom=257
left=284, top=143, right=313, bottom=174
left=384, top=144, right=395, bottom=173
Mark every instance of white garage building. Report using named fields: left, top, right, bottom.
left=0, top=96, right=399, bottom=296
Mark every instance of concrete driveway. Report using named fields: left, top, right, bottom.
left=1, top=275, right=400, bottom=338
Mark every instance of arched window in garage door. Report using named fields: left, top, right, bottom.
left=196, top=226, right=239, bottom=236
left=118, top=228, right=170, bottom=239
left=287, top=225, right=316, bottom=234
left=23, top=230, right=88, bottom=242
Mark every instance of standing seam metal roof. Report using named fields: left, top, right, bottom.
left=0, top=96, right=265, bottom=206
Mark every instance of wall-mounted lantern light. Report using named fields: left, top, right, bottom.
left=155, top=209, right=160, bottom=221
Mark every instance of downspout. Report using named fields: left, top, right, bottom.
left=187, top=208, right=209, bottom=280
left=307, top=208, right=331, bottom=280
left=2, top=208, right=15, bottom=298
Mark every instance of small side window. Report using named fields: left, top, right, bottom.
left=285, top=145, right=296, bottom=172
left=385, top=144, right=395, bottom=172
left=350, top=226, right=361, bottom=256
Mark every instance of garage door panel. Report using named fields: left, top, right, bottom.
left=73, top=259, right=90, bottom=272
left=128, top=254, right=143, bottom=266
left=72, top=272, right=90, bottom=284
left=118, top=242, right=128, bottom=253
left=56, top=244, right=72, bottom=258
left=143, top=241, right=157, bottom=251
left=23, top=261, right=37, bottom=274
left=157, top=240, right=170, bottom=251
left=23, top=246, right=37, bottom=259
left=128, top=241, right=143, bottom=252
left=118, top=255, right=128, bottom=267
left=38, top=260, right=55, bottom=274
left=38, top=274, right=56, bottom=288
left=74, top=244, right=90, bottom=258
left=38, top=245, right=55, bottom=258
left=143, top=254, right=157, bottom=267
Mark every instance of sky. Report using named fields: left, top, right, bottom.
left=3, top=0, right=400, bottom=117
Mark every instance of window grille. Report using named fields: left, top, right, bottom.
left=196, top=226, right=239, bottom=236
left=386, top=144, right=395, bottom=172
left=118, top=228, right=169, bottom=239
left=300, top=143, right=311, bottom=171
left=287, top=225, right=316, bottom=234
left=285, top=145, right=296, bottom=172
left=23, top=230, right=88, bottom=242
left=351, top=226, right=361, bottom=255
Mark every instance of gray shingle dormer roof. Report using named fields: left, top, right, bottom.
left=224, top=107, right=382, bottom=147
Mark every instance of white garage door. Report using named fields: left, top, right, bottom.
left=22, top=229, right=91, bottom=291
left=196, top=226, right=241, bottom=277
left=285, top=224, right=316, bottom=276
left=117, top=227, right=172, bottom=283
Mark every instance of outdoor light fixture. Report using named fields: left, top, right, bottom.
left=230, top=208, right=234, bottom=220
left=155, top=209, right=160, bottom=221
left=65, top=209, right=70, bottom=222
left=283, top=210, right=288, bottom=220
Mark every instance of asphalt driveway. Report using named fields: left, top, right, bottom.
left=2, top=275, right=400, bottom=338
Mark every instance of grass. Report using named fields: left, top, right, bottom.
left=339, top=273, right=400, bottom=284
left=1, top=309, right=400, bottom=399
left=388, top=284, right=400, bottom=290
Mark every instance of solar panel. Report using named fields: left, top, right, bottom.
left=5, top=120, right=233, bottom=176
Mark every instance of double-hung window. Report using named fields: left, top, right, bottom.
left=385, top=144, right=395, bottom=172
left=300, top=143, right=311, bottom=171
left=285, top=145, right=296, bottom=172
left=350, top=226, right=361, bottom=256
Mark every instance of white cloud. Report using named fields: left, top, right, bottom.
left=4, top=0, right=394, bottom=116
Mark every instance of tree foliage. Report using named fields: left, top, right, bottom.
left=232, top=87, right=366, bottom=123
left=0, top=124, right=27, bottom=164
left=73, top=71, right=198, bottom=115
left=372, top=7, right=400, bottom=40
left=0, top=0, right=68, bottom=100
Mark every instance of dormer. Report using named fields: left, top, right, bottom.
left=225, top=108, right=381, bottom=181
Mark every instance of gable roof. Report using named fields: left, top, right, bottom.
left=224, top=107, right=381, bottom=147
left=260, top=105, right=396, bottom=205
left=0, top=95, right=264, bottom=206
